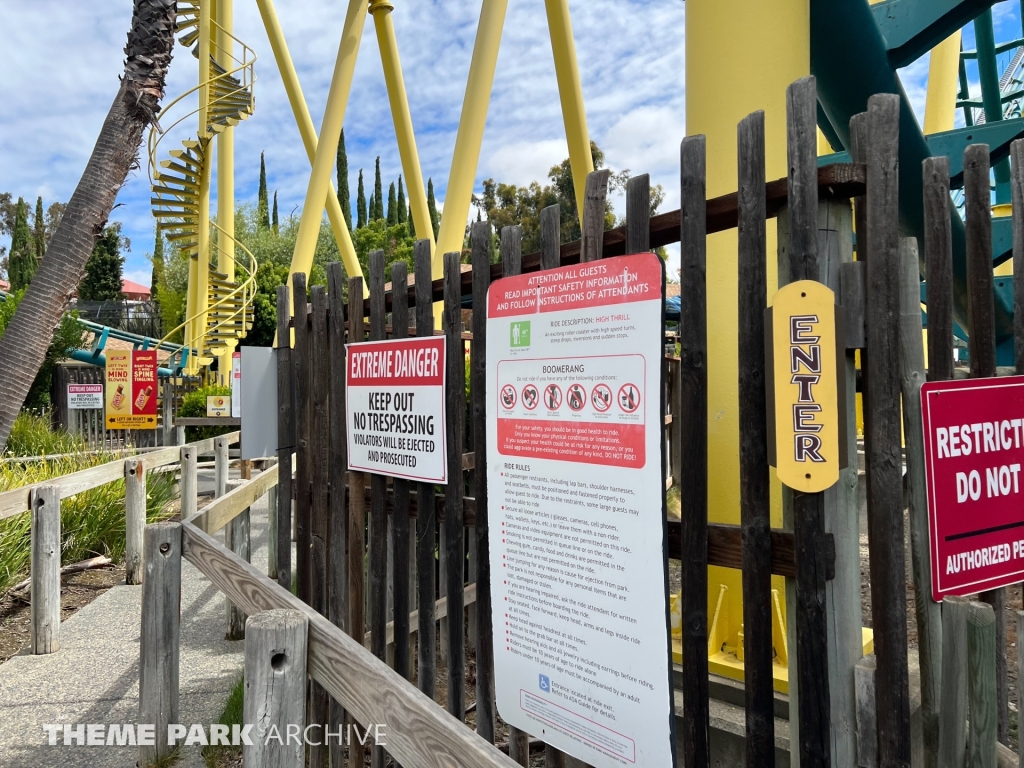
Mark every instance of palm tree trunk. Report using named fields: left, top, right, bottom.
left=0, top=0, right=177, bottom=449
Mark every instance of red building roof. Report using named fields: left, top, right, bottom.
left=121, top=279, right=151, bottom=300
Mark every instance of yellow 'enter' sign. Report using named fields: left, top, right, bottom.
left=768, top=280, right=842, bottom=493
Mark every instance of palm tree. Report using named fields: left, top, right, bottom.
left=0, top=0, right=178, bottom=448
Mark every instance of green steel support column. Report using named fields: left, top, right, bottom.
left=975, top=9, right=1012, bottom=203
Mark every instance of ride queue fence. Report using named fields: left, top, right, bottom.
left=122, top=77, right=1024, bottom=768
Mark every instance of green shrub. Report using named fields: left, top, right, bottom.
left=0, top=453, right=176, bottom=594
left=178, top=384, right=233, bottom=441
left=4, top=412, right=84, bottom=457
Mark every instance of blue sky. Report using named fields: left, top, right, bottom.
left=0, top=0, right=1021, bottom=286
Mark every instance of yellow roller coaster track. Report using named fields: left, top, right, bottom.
left=148, top=0, right=257, bottom=370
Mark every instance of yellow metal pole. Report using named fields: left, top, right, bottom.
left=370, top=0, right=435, bottom=252
left=193, top=3, right=213, bottom=371
left=255, top=0, right=365, bottom=290
left=216, top=0, right=235, bottom=379
left=924, top=32, right=962, bottom=135
left=686, top=0, right=808, bottom=688
left=434, top=0, right=510, bottom=275
left=544, top=0, right=593, bottom=219
left=286, top=0, right=367, bottom=293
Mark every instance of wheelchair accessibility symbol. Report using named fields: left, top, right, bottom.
left=539, top=674, right=550, bottom=693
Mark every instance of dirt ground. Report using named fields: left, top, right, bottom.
left=0, top=564, right=125, bottom=664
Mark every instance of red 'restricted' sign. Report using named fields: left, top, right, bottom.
left=922, top=375, right=1024, bottom=599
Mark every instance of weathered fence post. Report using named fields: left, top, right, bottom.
left=162, top=380, right=174, bottom=447
left=939, top=596, right=969, bottom=768
left=125, top=459, right=147, bottom=586
left=224, top=479, right=250, bottom=641
left=863, top=92, right=912, bottom=767
left=964, top=143, right=1008, bottom=745
left=898, top=236, right=942, bottom=768
left=293, top=271, right=312, bottom=607
left=268, top=484, right=278, bottom=580
left=180, top=445, right=197, bottom=520
left=30, top=486, right=61, bottom=654
left=966, top=601, right=996, bottom=767
left=215, top=436, right=229, bottom=497
left=276, top=283, right=294, bottom=591
left=243, top=609, right=309, bottom=768
left=679, top=133, right=710, bottom=767
left=326, top=261, right=350, bottom=768
left=175, top=424, right=186, bottom=446
left=139, top=522, right=181, bottom=767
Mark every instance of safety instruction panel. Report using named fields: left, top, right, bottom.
left=346, top=336, right=447, bottom=483
left=486, top=252, right=674, bottom=767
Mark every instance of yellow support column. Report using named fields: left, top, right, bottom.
left=685, top=0, right=808, bottom=686
left=544, top=0, right=594, bottom=219
left=256, top=0, right=365, bottom=289
left=370, top=0, right=435, bottom=252
left=924, top=32, right=962, bottom=135
left=286, top=0, right=367, bottom=292
left=193, top=4, right=214, bottom=372
left=216, top=0, right=235, bottom=380
left=434, top=0, right=510, bottom=275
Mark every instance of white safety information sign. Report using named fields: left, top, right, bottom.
left=67, top=383, right=103, bottom=410
left=486, top=252, right=674, bottom=767
left=346, top=336, right=448, bottom=483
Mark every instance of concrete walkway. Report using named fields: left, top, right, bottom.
left=0, top=469, right=272, bottom=767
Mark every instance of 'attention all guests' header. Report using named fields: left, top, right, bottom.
left=488, top=253, right=663, bottom=318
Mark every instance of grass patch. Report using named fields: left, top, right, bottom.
left=0, top=441, right=177, bottom=594
left=666, top=485, right=680, bottom=519
left=4, top=412, right=84, bottom=457
left=203, top=675, right=245, bottom=767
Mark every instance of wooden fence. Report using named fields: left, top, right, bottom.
left=127, top=76, right=1024, bottom=768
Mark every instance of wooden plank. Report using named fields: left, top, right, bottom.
left=471, top=221, right=496, bottom=743
left=276, top=284, right=295, bottom=591
left=365, top=583, right=478, bottom=649
left=180, top=521, right=521, bottom=768
left=541, top=205, right=560, bottom=266
left=125, top=459, right=146, bottom=586
left=244, top=609, right=308, bottom=767
left=180, top=445, right=198, bottom=520
left=367, top=251, right=389, bottom=766
left=326, top=262, right=350, bottom=768
left=737, top=108, right=774, bottom=767
left=898, top=237, right=942, bottom=767
left=30, top=486, right=61, bottom=654
left=139, top=522, right=181, bottom=767
left=965, top=143, right=1009, bottom=746
left=967, top=601, right=997, bottom=767
left=308, top=286, right=331, bottom=768
left=582, top=170, right=611, bottom=263
left=679, top=132, right=710, bottom=768
left=190, top=464, right=278, bottom=534
left=940, top=596, right=969, bottom=768
left=839, top=261, right=866, bottom=349
left=787, top=77, right=831, bottom=768
left=923, top=157, right=954, bottom=382
left=444, top=250, right=467, bottom=721
left=855, top=655, right=877, bottom=768
left=864, top=92, right=912, bottom=767
left=293, top=272, right=312, bottom=606
left=626, top=174, right=651, bottom=253
left=500, top=226, right=530, bottom=767
left=391, top=260, right=413, bottom=696
left=348, top=273, right=369, bottom=768
left=413, top=240, right=437, bottom=700
left=173, top=417, right=242, bottom=427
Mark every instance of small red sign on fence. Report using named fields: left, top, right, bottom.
left=922, top=375, right=1024, bottom=599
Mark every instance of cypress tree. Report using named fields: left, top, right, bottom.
left=408, top=202, right=416, bottom=239
left=336, top=128, right=352, bottom=230
left=396, top=176, right=407, bottom=225
left=33, top=197, right=45, bottom=264
left=272, top=191, right=279, bottom=234
left=356, top=169, right=367, bottom=229
left=8, top=198, right=34, bottom=291
left=368, top=192, right=376, bottom=224
left=386, top=182, right=398, bottom=226
left=427, top=178, right=441, bottom=239
left=151, top=227, right=164, bottom=305
left=373, top=157, right=383, bottom=221
left=79, top=224, right=124, bottom=301
left=258, top=151, right=270, bottom=231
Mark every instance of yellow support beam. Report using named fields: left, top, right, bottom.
left=924, top=31, right=962, bottom=135
left=194, top=6, right=214, bottom=371
left=371, top=0, right=435, bottom=253
left=286, top=0, right=368, bottom=295
left=216, top=0, right=235, bottom=380
left=544, top=0, right=594, bottom=219
left=434, top=0, right=511, bottom=276
left=256, top=0, right=365, bottom=292
left=686, top=0, right=809, bottom=690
